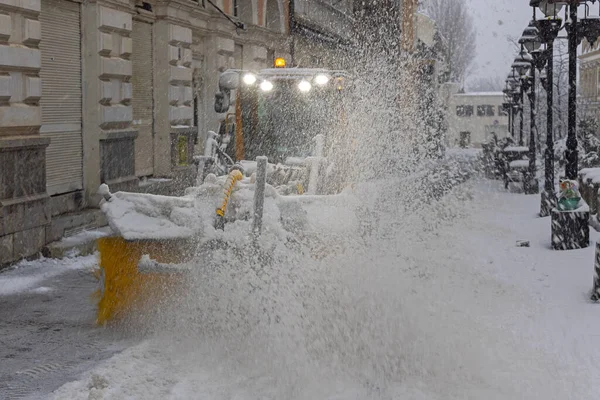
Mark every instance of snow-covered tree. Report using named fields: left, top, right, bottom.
left=421, top=0, right=477, bottom=84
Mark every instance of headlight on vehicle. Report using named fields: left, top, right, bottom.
left=314, top=74, right=330, bottom=85
left=298, top=79, right=312, bottom=93
left=242, top=73, right=257, bottom=85
left=260, top=80, right=274, bottom=92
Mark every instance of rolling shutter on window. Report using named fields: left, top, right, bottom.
left=40, top=0, right=83, bottom=195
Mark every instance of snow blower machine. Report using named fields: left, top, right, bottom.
left=95, top=59, right=358, bottom=324
left=196, top=58, right=355, bottom=194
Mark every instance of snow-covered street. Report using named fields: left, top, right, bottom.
left=3, top=177, right=600, bottom=399
left=0, top=256, right=136, bottom=399
left=3, top=0, right=598, bottom=398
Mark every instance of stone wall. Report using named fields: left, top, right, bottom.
left=83, top=2, right=138, bottom=203
left=154, top=19, right=195, bottom=176
left=0, top=0, right=50, bottom=266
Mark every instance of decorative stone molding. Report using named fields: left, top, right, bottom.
left=0, top=0, right=49, bottom=265
left=99, top=129, right=139, bottom=191
left=0, top=0, right=41, bottom=135
left=168, top=23, right=193, bottom=127
left=82, top=1, right=137, bottom=203
left=98, top=5, right=133, bottom=130
left=245, top=44, right=267, bottom=70
left=0, top=136, right=50, bottom=236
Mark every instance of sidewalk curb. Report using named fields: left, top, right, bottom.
left=41, top=227, right=113, bottom=259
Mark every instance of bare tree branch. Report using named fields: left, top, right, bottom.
left=422, top=0, right=477, bottom=84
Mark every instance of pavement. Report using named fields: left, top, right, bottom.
left=0, top=257, right=137, bottom=400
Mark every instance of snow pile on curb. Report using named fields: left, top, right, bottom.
left=580, top=167, right=600, bottom=184
left=0, top=255, right=97, bottom=296
left=52, top=161, right=553, bottom=400
left=100, top=192, right=205, bottom=241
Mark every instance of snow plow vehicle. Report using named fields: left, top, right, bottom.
left=94, top=59, right=360, bottom=324
left=197, top=58, right=354, bottom=195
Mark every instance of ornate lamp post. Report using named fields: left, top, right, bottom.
left=565, top=1, right=582, bottom=179
left=506, top=73, right=521, bottom=138
left=503, top=73, right=520, bottom=141
left=530, top=0, right=600, bottom=249
left=502, top=95, right=513, bottom=138
left=531, top=1, right=562, bottom=216
left=512, top=50, right=532, bottom=147
left=520, top=23, right=543, bottom=194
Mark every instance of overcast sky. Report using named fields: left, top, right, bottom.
left=466, top=0, right=533, bottom=86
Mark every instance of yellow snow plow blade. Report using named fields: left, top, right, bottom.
left=95, top=236, right=190, bottom=325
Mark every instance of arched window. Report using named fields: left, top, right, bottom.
left=234, top=0, right=255, bottom=24
left=265, top=0, right=283, bottom=33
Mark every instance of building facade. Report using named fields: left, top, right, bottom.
left=290, top=0, right=354, bottom=68
left=579, top=38, right=600, bottom=123
left=0, top=0, right=293, bottom=265
left=445, top=88, right=509, bottom=148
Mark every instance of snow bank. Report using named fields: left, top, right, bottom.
left=580, top=167, right=600, bottom=184
left=445, top=147, right=482, bottom=158
left=53, top=160, right=600, bottom=399
left=100, top=192, right=204, bottom=241
left=509, top=159, right=529, bottom=169
left=51, top=176, right=600, bottom=399
left=100, top=170, right=361, bottom=243
left=504, top=146, right=529, bottom=152
left=0, top=255, right=97, bottom=296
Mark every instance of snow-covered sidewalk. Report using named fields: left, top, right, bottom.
left=47, top=180, right=600, bottom=399
left=0, top=255, right=98, bottom=296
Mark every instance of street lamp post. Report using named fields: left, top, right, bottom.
left=505, top=73, right=520, bottom=142
left=510, top=82, right=522, bottom=146
left=502, top=95, right=513, bottom=138
left=519, top=82, right=525, bottom=147
left=520, top=23, right=543, bottom=194
left=530, top=0, right=600, bottom=249
left=520, top=72, right=538, bottom=194
left=535, top=13, right=562, bottom=216
left=565, top=2, right=579, bottom=179
left=512, top=50, right=532, bottom=148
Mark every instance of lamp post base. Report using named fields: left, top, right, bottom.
left=551, top=206, right=590, bottom=250
left=539, top=190, right=556, bottom=217
left=592, top=241, right=600, bottom=302
left=524, top=177, right=540, bottom=195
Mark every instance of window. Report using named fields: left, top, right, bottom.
left=498, top=105, right=508, bottom=116
left=456, top=105, right=473, bottom=117
left=233, top=0, right=238, bottom=17
left=477, top=105, right=495, bottom=117
left=459, top=132, right=471, bottom=148
left=177, top=136, right=189, bottom=166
